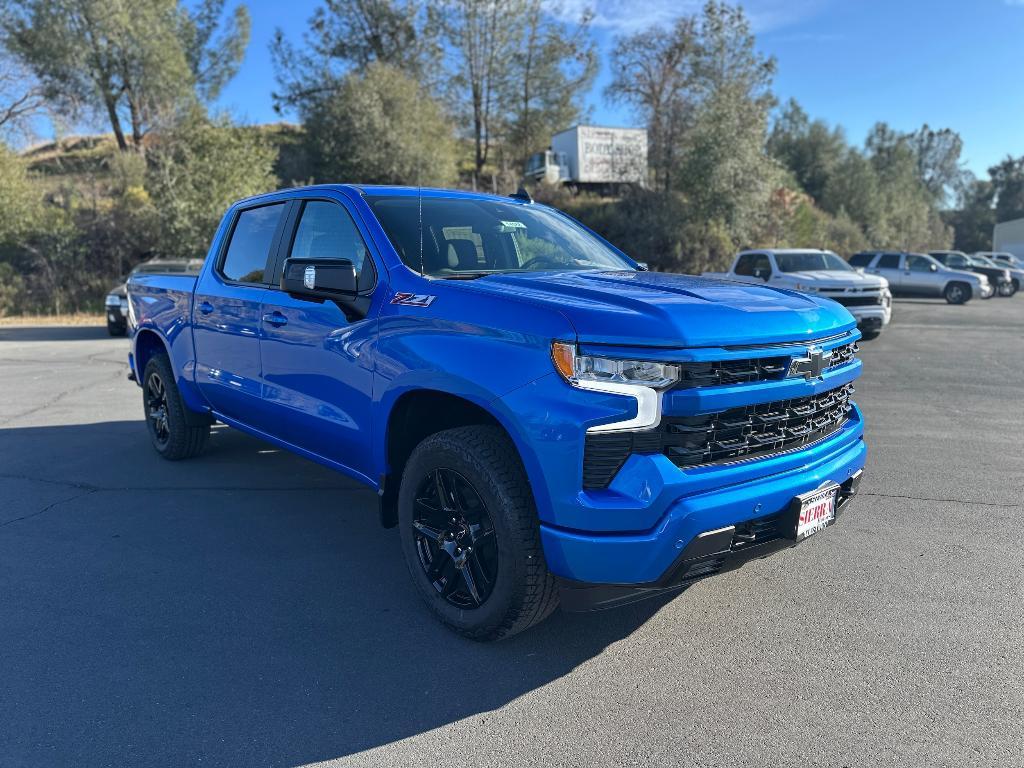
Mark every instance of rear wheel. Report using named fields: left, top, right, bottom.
left=142, top=354, right=209, bottom=460
left=944, top=282, right=970, bottom=305
left=398, top=425, right=559, bottom=641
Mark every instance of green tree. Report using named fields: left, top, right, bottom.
left=3, top=0, right=249, bottom=151
left=504, top=0, right=597, bottom=169
left=910, top=125, right=967, bottom=204
left=605, top=17, right=698, bottom=192
left=440, top=0, right=526, bottom=187
left=270, top=0, right=438, bottom=112
left=767, top=99, right=846, bottom=202
left=146, top=111, right=279, bottom=259
left=304, top=62, right=456, bottom=186
left=989, top=155, right=1024, bottom=223
left=674, top=2, right=778, bottom=256
left=946, top=178, right=995, bottom=252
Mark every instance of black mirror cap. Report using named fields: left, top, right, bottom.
left=281, top=257, right=358, bottom=298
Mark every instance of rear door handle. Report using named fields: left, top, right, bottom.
left=262, top=311, right=288, bottom=327
left=198, top=301, right=214, bottom=315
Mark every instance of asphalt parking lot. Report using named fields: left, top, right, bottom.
left=2, top=298, right=1022, bottom=768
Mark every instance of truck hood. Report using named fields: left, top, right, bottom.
left=457, top=270, right=857, bottom=348
left=781, top=270, right=888, bottom=289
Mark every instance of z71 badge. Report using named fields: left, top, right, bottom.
left=391, top=292, right=437, bottom=307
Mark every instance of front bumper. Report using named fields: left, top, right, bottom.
left=847, top=304, right=890, bottom=331
left=106, top=299, right=128, bottom=327
left=559, top=469, right=863, bottom=611
left=538, top=419, right=866, bottom=588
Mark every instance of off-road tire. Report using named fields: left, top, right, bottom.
left=142, top=353, right=209, bottom=460
left=398, top=425, right=559, bottom=641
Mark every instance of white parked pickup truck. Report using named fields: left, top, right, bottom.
left=703, top=249, right=892, bottom=340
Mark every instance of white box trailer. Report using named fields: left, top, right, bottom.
left=994, top=217, right=1024, bottom=258
left=525, top=125, right=648, bottom=188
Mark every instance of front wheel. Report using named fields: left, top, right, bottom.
left=997, top=281, right=1017, bottom=297
left=398, top=425, right=559, bottom=641
left=944, top=282, right=970, bottom=305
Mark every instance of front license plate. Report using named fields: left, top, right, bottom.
left=795, top=483, right=838, bottom=541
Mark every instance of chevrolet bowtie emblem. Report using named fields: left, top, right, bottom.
left=788, top=344, right=832, bottom=380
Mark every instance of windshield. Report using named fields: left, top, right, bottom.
left=774, top=251, right=854, bottom=273
left=971, top=256, right=998, bottom=268
left=367, top=196, right=634, bottom=277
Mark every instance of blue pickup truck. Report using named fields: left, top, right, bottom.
left=128, top=185, right=866, bottom=640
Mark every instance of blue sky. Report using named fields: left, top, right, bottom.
left=138, top=0, right=1024, bottom=177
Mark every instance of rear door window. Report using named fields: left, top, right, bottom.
left=876, top=254, right=901, bottom=269
left=220, top=204, right=286, bottom=284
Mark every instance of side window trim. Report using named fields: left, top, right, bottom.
left=267, top=196, right=379, bottom=295
left=215, top=201, right=291, bottom=287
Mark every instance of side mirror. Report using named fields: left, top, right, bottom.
left=281, top=257, right=357, bottom=299
left=930, top=264, right=938, bottom=272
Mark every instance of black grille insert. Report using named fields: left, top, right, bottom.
left=582, top=383, right=855, bottom=489
left=673, top=340, right=858, bottom=390
left=830, top=295, right=881, bottom=308
left=664, top=383, right=853, bottom=468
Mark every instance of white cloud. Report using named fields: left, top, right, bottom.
left=548, top=0, right=830, bottom=33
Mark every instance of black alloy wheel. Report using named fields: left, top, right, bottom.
left=145, top=370, right=171, bottom=448
left=411, top=468, right=499, bottom=609
left=141, top=353, right=210, bottom=460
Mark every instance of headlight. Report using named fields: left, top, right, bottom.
left=105, top=294, right=122, bottom=307
left=793, top=283, right=817, bottom=292
left=551, top=342, right=678, bottom=432
left=977, top=275, right=990, bottom=286
left=551, top=342, right=679, bottom=389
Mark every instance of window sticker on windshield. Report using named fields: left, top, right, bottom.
left=496, top=220, right=527, bottom=233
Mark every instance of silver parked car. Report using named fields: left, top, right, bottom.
left=848, top=251, right=990, bottom=304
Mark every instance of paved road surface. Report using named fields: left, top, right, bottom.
left=1, top=299, right=1022, bottom=767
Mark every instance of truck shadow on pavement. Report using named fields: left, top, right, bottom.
left=0, top=420, right=672, bottom=766
left=0, top=325, right=112, bottom=342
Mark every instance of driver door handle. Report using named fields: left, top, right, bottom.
left=263, top=311, right=288, bottom=327
left=198, top=301, right=214, bottom=315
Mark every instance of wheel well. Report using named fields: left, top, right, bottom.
left=379, top=390, right=507, bottom=528
left=134, top=329, right=168, bottom=378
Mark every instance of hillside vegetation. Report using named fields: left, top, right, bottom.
left=2, top=1, right=1022, bottom=316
